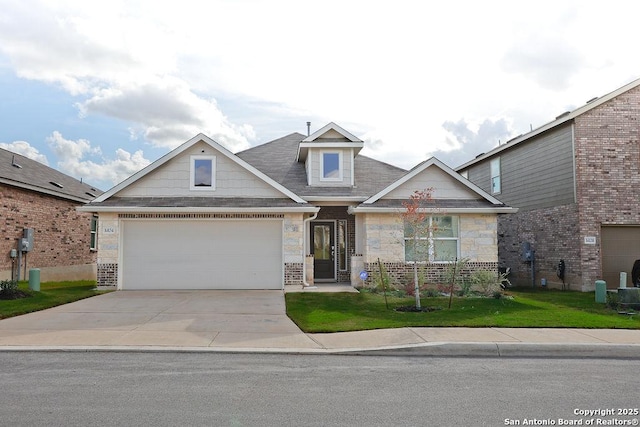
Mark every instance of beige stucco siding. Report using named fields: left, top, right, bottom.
left=384, top=167, right=479, bottom=200
left=117, top=141, right=284, bottom=198
left=360, top=213, right=498, bottom=264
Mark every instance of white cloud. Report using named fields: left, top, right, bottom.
left=0, top=141, right=50, bottom=165
left=78, top=76, right=253, bottom=151
left=0, top=0, right=640, bottom=175
left=46, top=131, right=151, bottom=189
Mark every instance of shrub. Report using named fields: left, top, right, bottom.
left=471, top=270, right=502, bottom=297
left=0, top=280, right=22, bottom=299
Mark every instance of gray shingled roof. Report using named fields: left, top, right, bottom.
left=236, top=132, right=407, bottom=199
left=0, top=147, right=103, bottom=202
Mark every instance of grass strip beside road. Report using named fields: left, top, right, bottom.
left=0, top=281, right=107, bottom=319
left=285, top=289, right=640, bottom=333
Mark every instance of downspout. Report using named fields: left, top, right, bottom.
left=302, top=211, right=319, bottom=288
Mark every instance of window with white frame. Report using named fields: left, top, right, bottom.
left=404, top=216, right=459, bottom=262
left=490, top=157, right=501, bottom=194
left=90, top=215, right=98, bottom=251
left=320, top=151, right=342, bottom=181
left=190, top=155, right=216, bottom=190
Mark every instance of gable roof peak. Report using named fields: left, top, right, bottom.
left=303, top=122, right=363, bottom=143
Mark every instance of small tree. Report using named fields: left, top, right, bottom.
left=401, top=188, right=435, bottom=310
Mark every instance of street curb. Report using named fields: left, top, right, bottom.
left=1, top=342, right=639, bottom=359
left=342, top=342, right=640, bottom=359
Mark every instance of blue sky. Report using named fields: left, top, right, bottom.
left=1, top=0, right=639, bottom=191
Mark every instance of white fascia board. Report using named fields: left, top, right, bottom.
left=348, top=206, right=518, bottom=214
left=302, top=122, right=363, bottom=143
left=77, top=205, right=321, bottom=214
left=302, top=196, right=367, bottom=202
left=297, top=142, right=364, bottom=162
left=363, top=157, right=505, bottom=206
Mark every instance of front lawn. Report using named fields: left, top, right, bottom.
left=0, top=280, right=108, bottom=319
left=285, top=288, right=640, bottom=333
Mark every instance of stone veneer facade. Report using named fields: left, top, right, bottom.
left=352, top=212, right=499, bottom=287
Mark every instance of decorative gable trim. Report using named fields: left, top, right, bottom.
left=297, top=122, right=364, bottom=162
left=92, top=133, right=307, bottom=204
left=362, top=157, right=507, bottom=206
left=303, top=122, right=362, bottom=143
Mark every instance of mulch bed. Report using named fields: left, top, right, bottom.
left=395, top=305, right=442, bottom=313
left=0, top=290, right=31, bottom=300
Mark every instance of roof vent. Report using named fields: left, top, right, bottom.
left=85, top=192, right=96, bottom=198
left=306, top=121, right=311, bottom=136
left=11, top=155, right=22, bottom=169
left=555, top=111, right=571, bottom=120
left=475, top=152, right=485, bottom=158
left=49, top=181, right=64, bottom=189
left=586, top=97, right=598, bottom=104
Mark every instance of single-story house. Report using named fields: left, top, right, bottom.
left=0, top=147, right=102, bottom=282
left=80, top=122, right=515, bottom=290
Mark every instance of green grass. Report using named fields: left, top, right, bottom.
left=0, top=280, right=109, bottom=319
left=285, top=288, right=640, bottom=333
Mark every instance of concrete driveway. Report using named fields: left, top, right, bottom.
left=0, top=290, right=321, bottom=349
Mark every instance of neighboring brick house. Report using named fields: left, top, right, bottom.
left=80, top=122, right=515, bottom=290
left=456, top=78, right=640, bottom=291
left=0, top=148, right=102, bottom=282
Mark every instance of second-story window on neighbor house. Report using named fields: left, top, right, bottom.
left=321, top=151, right=342, bottom=181
left=491, top=157, right=501, bottom=194
left=191, top=155, right=216, bottom=190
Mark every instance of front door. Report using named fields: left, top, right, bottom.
left=311, top=222, right=335, bottom=281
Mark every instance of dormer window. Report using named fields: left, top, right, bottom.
left=321, top=151, right=342, bottom=181
left=190, top=155, right=216, bottom=190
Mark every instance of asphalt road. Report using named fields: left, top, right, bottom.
left=1, top=352, right=638, bottom=426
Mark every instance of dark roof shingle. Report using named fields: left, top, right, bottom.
left=0, top=147, right=103, bottom=202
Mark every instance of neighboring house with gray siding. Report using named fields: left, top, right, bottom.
left=80, top=122, right=515, bottom=291
left=457, top=78, right=640, bottom=291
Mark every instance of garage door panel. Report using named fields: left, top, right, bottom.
left=601, top=226, right=640, bottom=288
left=122, top=220, right=283, bottom=290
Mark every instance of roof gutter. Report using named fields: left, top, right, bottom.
left=348, top=206, right=518, bottom=214
left=77, top=205, right=321, bottom=214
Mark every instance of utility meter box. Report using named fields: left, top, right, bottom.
left=21, top=228, right=34, bottom=252
left=521, top=242, right=532, bottom=262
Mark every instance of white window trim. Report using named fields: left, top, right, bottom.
left=90, top=215, right=98, bottom=251
left=190, top=155, right=216, bottom=191
left=490, top=157, right=501, bottom=195
left=404, top=216, right=460, bottom=263
left=320, top=150, right=343, bottom=182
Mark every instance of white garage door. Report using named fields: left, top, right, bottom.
left=122, top=219, right=283, bottom=290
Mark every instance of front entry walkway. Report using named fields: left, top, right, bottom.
left=0, top=290, right=321, bottom=349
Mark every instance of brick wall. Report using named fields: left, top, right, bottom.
left=497, top=204, right=581, bottom=289
left=574, top=84, right=640, bottom=290
left=361, top=260, right=498, bottom=288
left=0, top=184, right=97, bottom=281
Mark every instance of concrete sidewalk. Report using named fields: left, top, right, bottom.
left=0, top=290, right=639, bottom=357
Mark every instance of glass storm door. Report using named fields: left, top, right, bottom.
left=312, top=222, right=335, bottom=281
